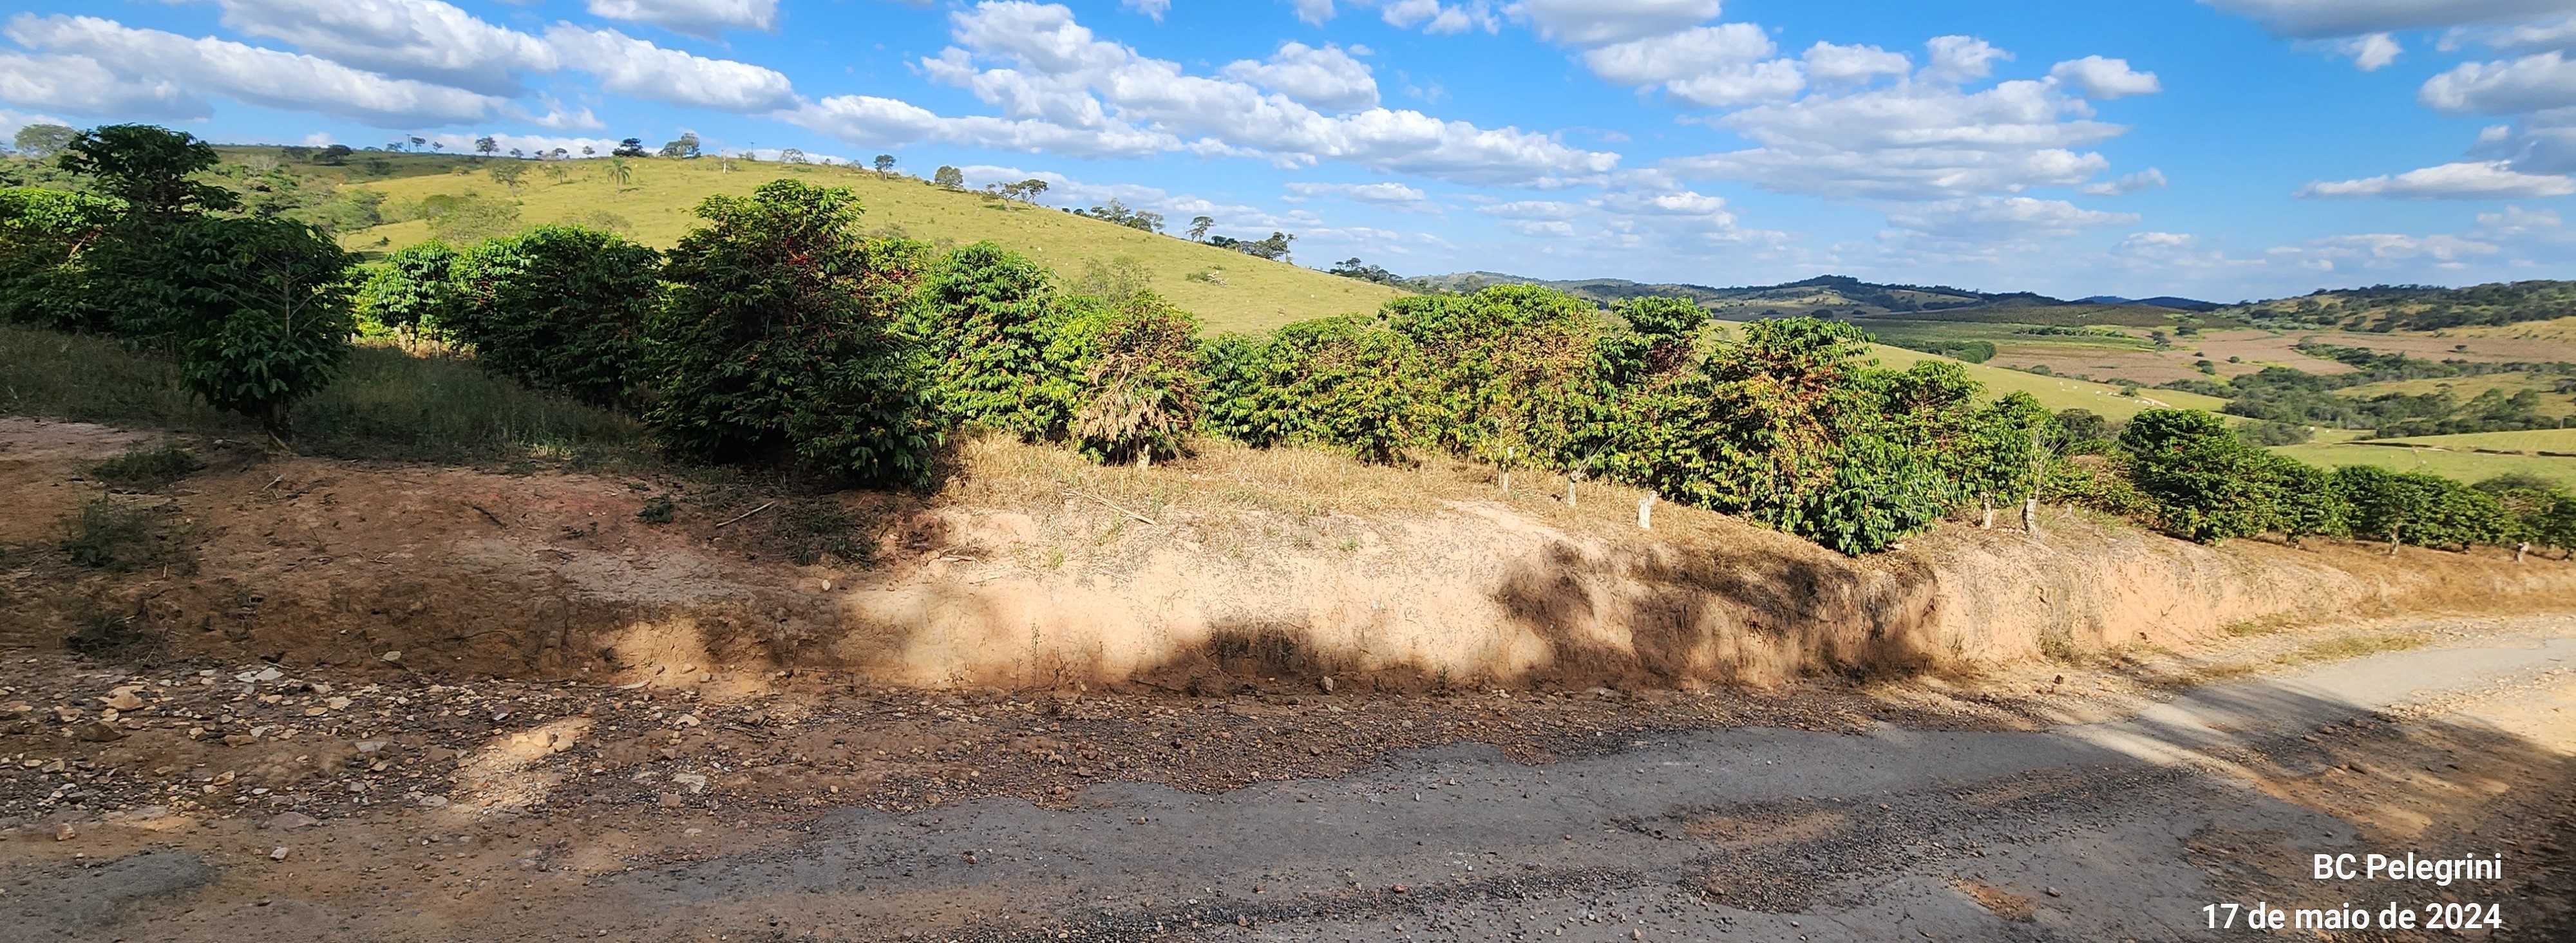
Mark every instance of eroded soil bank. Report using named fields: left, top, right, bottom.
left=5, top=416, right=2572, bottom=695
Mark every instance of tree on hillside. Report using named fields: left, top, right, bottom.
left=1016, top=178, right=1050, bottom=203
left=488, top=161, right=527, bottom=192
left=779, top=147, right=806, bottom=164
left=58, top=124, right=238, bottom=221
left=933, top=165, right=964, bottom=189
left=659, top=133, right=701, bottom=158
left=408, top=136, right=426, bottom=150
left=1328, top=257, right=1398, bottom=285
left=316, top=144, right=354, bottom=165
left=12, top=123, right=76, bottom=160
left=605, top=156, right=634, bottom=187
left=582, top=145, right=596, bottom=156
left=1236, top=231, right=1295, bottom=261
left=612, top=138, right=647, bottom=157
left=1187, top=215, right=1213, bottom=241
left=430, top=141, right=445, bottom=152
left=873, top=154, right=896, bottom=176
left=475, top=135, right=498, bottom=156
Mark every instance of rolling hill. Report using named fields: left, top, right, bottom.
left=1417, top=271, right=2205, bottom=328
left=2222, top=280, right=2576, bottom=333
left=321, top=153, right=1404, bottom=335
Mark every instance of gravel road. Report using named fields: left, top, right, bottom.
left=6, top=621, right=2571, bottom=942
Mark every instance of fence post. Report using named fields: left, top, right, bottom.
left=1637, top=492, right=1654, bottom=530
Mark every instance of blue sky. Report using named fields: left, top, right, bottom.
left=3, top=1, right=2572, bottom=301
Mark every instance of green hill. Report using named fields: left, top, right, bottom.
left=2223, top=281, right=2576, bottom=333
left=319, top=153, right=1405, bottom=335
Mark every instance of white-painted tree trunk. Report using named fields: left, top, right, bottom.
left=1637, top=493, right=1655, bottom=530
left=1978, top=503, right=1994, bottom=530
left=2022, top=496, right=2039, bottom=535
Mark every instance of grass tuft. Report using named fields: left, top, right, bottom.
left=91, top=443, right=204, bottom=490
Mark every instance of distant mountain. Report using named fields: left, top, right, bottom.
left=2082, top=295, right=2222, bottom=312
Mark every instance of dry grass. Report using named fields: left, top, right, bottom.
left=2268, top=442, right=2576, bottom=490
left=338, top=156, right=1404, bottom=335
left=2367, top=428, right=2576, bottom=453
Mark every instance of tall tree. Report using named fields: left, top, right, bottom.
left=1186, top=215, right=1213, bottom=241
left=873, top=153, right=896, bottom=176
left=57, top=124, right=237, bottom=221
left=659, top=133, right=701, bottom=158
left=12, top=123, right=77, bottom=160
left=475, top=135, right=498, bottom=156
left=933, top=165, right=965, bottom=189
left=612, top=138, right=647, bottom=157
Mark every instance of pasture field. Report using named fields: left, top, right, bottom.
left=340, top=156, right=1405, bottom=335
left=2336, top=374, right=2576, bottom=418
left=2268, top=442, right=2576, bottom=491
left=2365, top=429, right=2576, bottom=453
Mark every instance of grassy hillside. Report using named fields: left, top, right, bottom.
left=2223, top=280, right=2576, bottom=333
left=1863, top=342, right=2227, bottom=419
left=2271, top=442, right=2576, bottom=490
left=334, top=155, right=1403, bottom=335
left=2336, top=375, right=2576, bottom=420
left=2367, top=429, right=2576, bottom=453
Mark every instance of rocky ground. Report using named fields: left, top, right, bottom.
left=3, top=612, right=2570, bottom=942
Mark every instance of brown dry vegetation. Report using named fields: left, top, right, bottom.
left=7, top=416, right=2573, bottom=698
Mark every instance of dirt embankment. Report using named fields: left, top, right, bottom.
left=6, top=416, right=2571, bottom=693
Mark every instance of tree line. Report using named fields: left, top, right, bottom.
left=5, top=125, right=2571, bottom=561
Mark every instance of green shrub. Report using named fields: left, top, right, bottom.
left=1387, top=285, right=1604, bottom=470
left=2254, top=453, right=2350, bottom=543
left=2117, top=408, right=2277, bottom=543
left=354, top=240, right=460, bottom=341
left=1207, top=315, right=1432, bottom=464
left=650, top=180, right=942, bottom=485
left=906, top=241, right=1070, bottom=439
left=1064, top=292, right=1204, bottom=465
left=2237, top=418, right=2312, bottom=445
left=448, top=225, right=659, bottom=409
left=162, top=216, right=357, bottom=428
left=0, top=187, right=122, bottom=330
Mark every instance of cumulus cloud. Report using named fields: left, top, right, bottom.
left=1122, top=0, right=1171, bottom=21
left=545, top=25, right=797, bottom=112
left=2119, top=231, right=2195, bottom=250
left=187, top=0, right=558, bottom=95
left=1670, top=76, right=2127, bottom=198
left=890, top=2, right=1618, bottom=185
left=1477, top=200, right=1582, bottom=220
left=1508, top=0, right=1725, bottom=47
left=5, top=14, right=498, bottom=126
left=1884, top=196, right=2138, bottom=237
left=1580, top=24, right=1773, bottom=84
left=1921, top=35, right=2011, bottom=84
left=1283, top=180, right=1432, bottom=206
left=585, top=0, right=777, bottom=39
left=1802, top=42, right=1909, bottom=84
left=2334, top=33, right=2403, bottom=70
left=2197, top=0, right=2564, bottom=39
left=1222, top=42, right=1379, bottom=111
left=2298, top=160, right=2576, bottom=198
left=0, top=50, right=204, bottom=118
left=2048, top=56, right=2162, bottom=98
left=2420, top=50, right=2576, bottom=114
left=2079, top=167, right=2169, bottom=196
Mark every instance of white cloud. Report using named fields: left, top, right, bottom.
left=1508, top=0, right=1725, bottom=47
left=545, top=25, right=797, bottom=112
left=903, top=2, right=1618, bottom=186
left=523, top=98, right=604, bottom=131
left=5, top=14, right=498, bottom=127
left=2298, top=160, right=2576, bottom=198
left=1666, top=60, right=1806, bottom=107
left=2486, top=15, right=2576, bottom=53
left=1802, top=42, right=1909, bottom=84
left=2475, top=205, right=2562, bottom=236
left=2119, top=231, right=2194, bottom=250
left=0, top=109, right=71, bottom=142
left=1921, top=35, right=2011, bottom=84
left=2079, top=167, right=2168, bottom=195
left=1674, top=145, right=2112, bottom=201
left=1122, top=0, right=1172, bottom=21
left=584, top=0, right=777, bottom=38
left=2336, top=33, right=2403, bottom=70
left=1477, top=200, right=1582, bottom=220
left=1884, top=196, right=2137, bottom=237
left=0, top=50, right=204, bottom=118
left=2297, top=232, right=2502, bottom=263
left=1579, top=24, right=1773, bottom=84
left=189, top=0, right=558, bottom=95
left=1222, top=42, right=1379, bottom=111
left=2420, top=50, right=2576, bottom=115
left=1283, top=180, right=1430, bottom=205
left=2047, top=56, right=2161, bottom=98
left=1290, top=0, right=1336, bottom=26
left=2197, top=0, right=2565, bottom=39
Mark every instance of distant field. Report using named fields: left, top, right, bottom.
left=2272, top=442, right=2576, bottom=490
left=1862, top=342, right=2228, bottom=420
left=2449, top=315, right=2576, bottom=344
left=336, top=154, right=1403, bottom=335
left=2291, top=329, right=2576, bottom=365
left=2337, top=374, right=2576, bottom=418
left=2366, top=429, right=2576, bottom=453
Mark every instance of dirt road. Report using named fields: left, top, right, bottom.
left=5, top=615, right=2572, bottom=942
